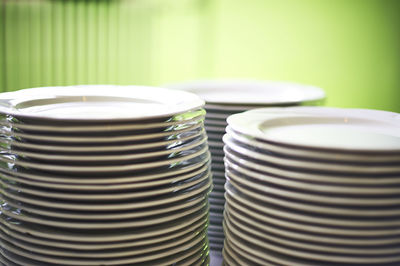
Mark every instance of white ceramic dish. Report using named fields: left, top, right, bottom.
left=227, top=107, right=400, bottom=153
left=0, top=152, right=210, bottom=185
left=0, top=85, right=204, bottom=121
left=1, top=211, right=209, bottom=243
left=224, top=147, right=400, bottom=185
left=1, top=170, right=210, bottom=202
left=0, top=227, right=207, bottom=258
left=224, top=217, right=400, bottom=264
left=4, top=135, right=207, bottom=163
left=226, top=126, right=400, bottom=163
left=1, top=161, right=210, bottom=191
left=6, top=127, right=205, bottom=154
left=0, top=145, right=208, bottom=174
left=224, top=185, right=400, bottom=233
left=224, top=158, right=400, bottom=195
left=167, top=80, right=325, bottom=105
left=225, top=169, right=400, bottom=206
left=224, top=202, right=400, bottom=247
left=0, top=232, right=207, bottom=266
left=1, top=110, right=205, bottom=133
left=224, top=134, right=400, bottom=174
left=3, top=122, right=203, bottom=144
left=2, top=202, right=208, bottom=230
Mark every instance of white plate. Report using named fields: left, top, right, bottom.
left=224, top=135, right=400, bottom=174
left=0, top=85, right=204, bottom=121
left=6, top=127, right=204, bottom=154
left=1, top=211, right=209, bottom=243
left=0, top=231, right=207, bottom=266
left=225, top=169, right=400, bottom=206
left=224, top=217, right=400, bottom=264
left=2, top=201, right=208, bottom=230
left=225, top=207, right=400, bottom=256
left=5, top=134, right=207, bottom=163
left=227, top=107, right=400, bottom=153
left=227, top=178, right=400, bottom=217
left=1, top=110, right=205, bottom=133
left=226, top=126, right=400, bottom=163
left=1, top=161, right=210, bottom=191
left=3, top=122, right=203, bottom=144
left=0, top=152, right=210, bottom=185
left=224, top=184, right=400, bottom=233
left=167, top=79, right=325, bottom=105
left=0, top=145, right=209, bottom=174
left=4, top=192, right=207, bottom=222
left=2, top=169, right=210, bottom=201
left=2, top=177, right=212, bottom=212
left=224, top=157, right=400, bottom=195
left=0, top=227, right=207, bottom=258
left=225, top=202, right=400, bottom=247
left=224, top=147, right=400, bottom=185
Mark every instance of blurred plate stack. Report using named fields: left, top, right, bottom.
left=223, top=107, right=400, bottom=265
left=0, top=85, right=212, bottom=266
left=168, top=80, right=325, bottom=252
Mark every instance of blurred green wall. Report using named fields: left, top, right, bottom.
left=0, top=0, right=399, bottom=112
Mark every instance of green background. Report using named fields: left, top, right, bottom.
left=0, top=0, right=399, bottom=112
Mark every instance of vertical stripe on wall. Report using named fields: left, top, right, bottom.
left=1, top=0, right=205, bottom=91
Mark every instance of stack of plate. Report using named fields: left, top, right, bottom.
left=168, top=80, right=325, bottom=251
left=223, top=107, right=400, bottom=265
left=0, top=85, right=212, bottom=266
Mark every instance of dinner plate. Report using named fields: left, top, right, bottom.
left=224, top=216, right=400, bottom=264
left=2, top=122, right=203, bottom=144
left=224, top=148, right=400, bottom=185
left=225, top=169, right=400, bottom=206
left=6, top=127, right=205, bottom=154
left=0, top=232, right=208, bottom=266
left=224, top=184, right=400, bottom=233
left=226, top=126, right=400, bottom=163
left=2, top=177, right=212, bottom=212
left=1, top=109, right=205, bottom=133
left=3, top=134, right=207, bottom=164
left=0, top=227, right=207, bottom=258
left=227, top=107, right=400, bottom=153
left=0, top=152, right=210, bottom=185
left=1, top=210, right=209, bottom=244
left=224, top=158, right=400, bottom=195
left=0, top=145, right=209, bottom=174
left=167, top=79, right=325, bottom=105
left=225, top=202, right=400, bottom=248
left=225, top=206, right=400, bottom=256
left=0, top=161, right=210, bottom=192
left=223, top=134, right=400, bottom=174
left=0, top=85, right=204, bottom=122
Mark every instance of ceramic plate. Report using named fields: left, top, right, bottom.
left=0, top=145, right=209, bottom=174
left=226, top=126, right=400, bottom=163
left=167, top=80, right=325, bottom=105
left=224, top=185, right=400, bottom=235
left=3, top=122, right=203, bottom=144
left=224, top=147, right=400, bottom=185
left=1, top=211, right=209, bottom=243
left=0, top=85, right=204, bottom=122
left=227, top=107, right=400, bottom=153
left=224, top=157, right=400, bottom=195
left=4, top=134, right=207, bottom=163
left=0, top=152, right=210, bottom=185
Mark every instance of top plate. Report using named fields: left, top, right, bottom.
left=0, top=85, right=204, bottom=121
left=227, top=107, right=400, bottom=153
left=166, top=79, right=325, bottom=105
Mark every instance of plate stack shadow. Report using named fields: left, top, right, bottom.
left=223, top=107, right=400, bottom=265
left=0, top=85, right=212, bottom=266
left=167, top=80, right=325, bottom=252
